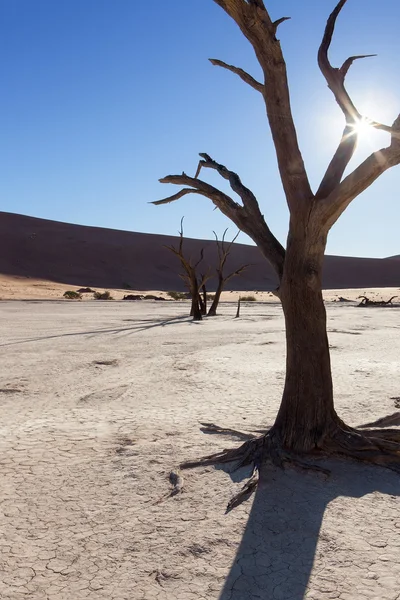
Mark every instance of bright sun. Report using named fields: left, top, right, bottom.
left=351, top=117, right=373, bottom=139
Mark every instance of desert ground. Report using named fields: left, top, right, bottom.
left=0, top=299, right=399, bottom=600
left=1, top=272, right=399, bottom=305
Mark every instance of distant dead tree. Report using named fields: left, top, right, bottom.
left=165, top=218, right=209, bottom=321
left=234, top=297, right=241, bottom=319
left=198, top=278, right=208, bottom=315
left=153, top=0, right=400, bottom=502
left=207, top=230, right=249, bottom=316
left=358, top=295, right=397, bottom=307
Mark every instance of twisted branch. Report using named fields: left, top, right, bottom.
left=153, top=154, right=285, bottom=278
left=195, top=153, right=260, bottom=216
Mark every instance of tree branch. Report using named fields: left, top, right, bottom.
left=272, top=17, right=291, bottom=34
left=152, top=188, right=202, bottom=206
left=318, top=0, right=366, bottom=123
left=164, top=218, right=210, bottom=307
left=339, top=54, right=376, bottom=79
left=315, top=124, right=357, bottom=200
left=212, top=0, right=313, bottom=210
left=153, top=155, right=285, bottom=279
left=317, top=115, right=400, bottom=228
left=316, top=0, right=378, bottom=198
left=225, top=263, right=250, bottom=282
left=195, top=153, right=261, bottom=216
left=214, top=229, right=240, bottom=274
left=209, top=59, right=264, bottom=93
left=154, top=173, right=243, bottom=217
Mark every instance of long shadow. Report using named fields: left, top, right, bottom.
left=219, top=458, right=400, bottom=599
left=0, top=314, right=197, bottom=347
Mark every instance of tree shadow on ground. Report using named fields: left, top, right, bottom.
left=219, top=458, right=400, bottom=599
left=0, top=314, right=197, bottom=347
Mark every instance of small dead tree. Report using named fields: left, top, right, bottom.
left=358, top=295, right=397, bottom=307
left=165, top=218, right=209, bottom=321
left=198, top=278, right=208, bottom=315
left=208, top=230, right=249, bottom=316
left=235, top=297, right=241, bottom=319
left=153, top=0, right=400, bottom=500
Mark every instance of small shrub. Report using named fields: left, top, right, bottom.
left=207, top=293, right=215, bottom=300
left=240, top=295, right=256, bottom=302
left=94, top=290, right=113, bottom=300
left=167, top=291, right=188, bottom=300
left=123, top=294, right=143, bottom=301
left=143, top=294, right=166, bottom=301
left=63, top=290, right=82, bottom=300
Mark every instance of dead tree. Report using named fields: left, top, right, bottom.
left=199, top=279, right=208, bottom=315
left=153, top=0, right=400, bottom=498
left=208, top=230, right=249, bottom=316
left=235, top=297, right=241, bottom=319
left=358, top=295, right=397, bottom=307
left=165, top=218, right=209, bottom=321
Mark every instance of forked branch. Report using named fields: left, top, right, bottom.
left=213, top=229, right=249, bottom=281
left=316, top=0, right=376, bottom=198
left=316, top=0, right=399, bottom=199
left=318, top=0, right=370, bottom=124
left=213, top=228, right=239, bottom=271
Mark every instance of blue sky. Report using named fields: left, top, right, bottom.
left=1, top=0, right=399, bottom=258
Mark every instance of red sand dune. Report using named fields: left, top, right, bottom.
left=0, top=211, right=399, bottom=291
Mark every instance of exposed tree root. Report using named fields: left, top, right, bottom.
left=325, top=427, right=400, bottom=473
left=179, top=418, right=400, bottom=511
left=181, top=429, right=330, bottom=512
left=359, top=428, right=400, bottom=443
left=199, top=421, right=260, bottom=441
left=226, top=471, right=259, bottom=513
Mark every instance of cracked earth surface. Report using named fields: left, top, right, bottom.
left=0, top=301, right=399, bottom=599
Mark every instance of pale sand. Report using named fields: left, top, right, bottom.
left=0, top=301, right=399, bottom=599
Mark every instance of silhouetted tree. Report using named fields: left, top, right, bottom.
left=154, top=0, right=400, bottom=496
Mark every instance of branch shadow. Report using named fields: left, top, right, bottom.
left=219, top=459, right=400, bottom=599
left=0, top=314, right=196, bottom=347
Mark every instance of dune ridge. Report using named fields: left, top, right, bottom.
left=0, top=211, right=399, bottom=292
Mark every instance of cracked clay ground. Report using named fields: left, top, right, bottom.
left=0, top=300, right=399, bottom=599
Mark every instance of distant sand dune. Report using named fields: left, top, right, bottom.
left=0, top=211, right=399, bottom=292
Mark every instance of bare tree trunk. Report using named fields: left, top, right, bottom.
left=191, top=296, right=202, bottom=320
left=273, top=238, right=338, bottom=452
left=199, top=283, right=207, bottom=315
left=190, top=276, right=202, bottom=321
left=235, top=297, right=241, bottom=319
left=208, top=277, right=223, bottom=316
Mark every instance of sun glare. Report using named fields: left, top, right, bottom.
left=351, top=117, right=373, bottom=139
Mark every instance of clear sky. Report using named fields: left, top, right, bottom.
left=1, top=0, right=399, bottom=258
